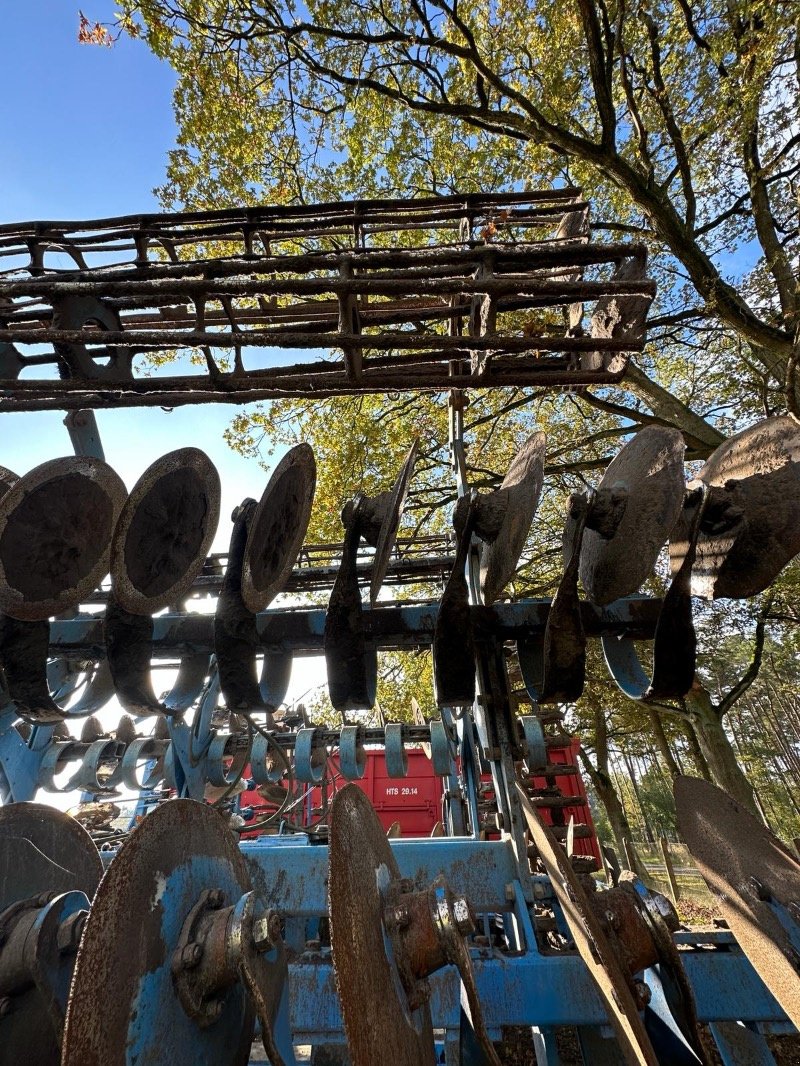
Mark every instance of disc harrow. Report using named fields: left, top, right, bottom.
left=0, top=192, right=799, bottom=1066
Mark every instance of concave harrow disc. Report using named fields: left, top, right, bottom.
left=329, top=784, right=436, bottom=1066
left=675, top=775, right=800, bottom=1028
left=242, top=442, right=317, bottom=614
left=670, top=416, right=800, bottom=599
left=111, top=447, right=221, bottom=615
left=480, top=431, right=546, bottom=605
left=580, top=426, right=685, bottom=606
left=62, top=800, right=254, bottom=1066
left=0, top=457, right=126, bottom=621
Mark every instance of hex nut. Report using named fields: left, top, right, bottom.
left=57, top=910, right=88, bottom=955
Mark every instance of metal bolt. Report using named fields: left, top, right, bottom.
left=304, top=938, right=321, bottom=952
left=206, top=890, right=225, bottom=910
left=452, top=896, right=475, bottom=937
left=633, top=980, right=652, bottom=1008
left=252, top=912, right=282, bottom=952
left=57, top=910, right=88, bottom=955
left=604, top=909, right=618, bottom=929
left=0, top=997, right=12, bottom=1019
left=648, top=891, right=680, bottom=932
left=388, top=905, right=410, bottom=930
left=180, top=943, right=203, bottom=969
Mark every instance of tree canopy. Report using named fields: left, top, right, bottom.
left=116, top=0, right=797, bottom=377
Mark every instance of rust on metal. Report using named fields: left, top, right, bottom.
left=62, top=800, right=254, bottom=1066
left=588, top=887, right=659, bottom=977
left=0, top=456, right=126, bottom=621
left=111, top=448, right=221, bottom=615
left=242, top=443, right=317, bottom=614
left=478, top=431, right=546, bottom=606
left=0, top=192, right=655, bottom=411
left=517, top=782, right=660, bottom=1066
left=579, top=427, right=686, bottom=606
left=329, top=784, right=437, bottom=1066
left=675, top=775, right=800, bottom=1028
left=670, top=416, right=800, bottom=599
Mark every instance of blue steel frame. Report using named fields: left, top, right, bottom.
left=234, top=837, right=792, bottom=1063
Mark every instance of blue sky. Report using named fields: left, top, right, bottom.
left=0, top=3, right=278, bottom=546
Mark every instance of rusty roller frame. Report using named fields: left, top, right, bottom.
left=0, top=191, right=654, bottom=410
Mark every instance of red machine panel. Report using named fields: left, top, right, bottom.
left=239, top=737, right=600, bottom=865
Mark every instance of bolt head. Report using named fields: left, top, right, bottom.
left=180, top=942, right=203, bottom=969
left=252, top=912, right=282, bottom=952
left=633, top=979, right=652, bottom=1008
left=57, top=910, right=88, bottom=955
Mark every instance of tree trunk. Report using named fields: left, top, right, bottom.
left=580, top=707, right=652, bottom=883
left=579, top=752, right=652, bottom=883
left=683, top=719, right=712, bottom=781
left=647, top=708, right=681, bottom=777
left=685, top=683, right=764, bottom=820
left=623, top=363, right=726, bottom=454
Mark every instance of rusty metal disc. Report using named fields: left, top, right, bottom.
left=242, top=443, right=316, bottom=614
left=0, top=802, right=102, bottom=912
left=516, top=784, right=660, bottom=1066
left=0, top=457, right=126, bottom=621
left=111, top=448, right=221, bottom=615
left=580, top=427, right=686, bottom=605
left=0, top=465, right=17, bottom=504
left=329, top=784, right=437, bottom=1066
left=480, top=431, right=546, bottom=605
left=675, top=775, right=800, bottom=1027
left=670, top=416, right=800, bottom=599
left=369, top=441, right=419, bottom=607
left=62, top=799, right=254, bottom=1066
